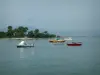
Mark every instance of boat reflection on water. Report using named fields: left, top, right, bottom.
left=52, top=42, right=65, bottom=45
left=31, top=48, right=34, bottom=55
left=19, top=48, right=35, bottom=59
left=20, top=48, right=24, bottom=59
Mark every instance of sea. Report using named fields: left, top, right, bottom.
left=0, top=37, right=100, bottom=75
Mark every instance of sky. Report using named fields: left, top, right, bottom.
left=0, top=0, right=100, bottom=35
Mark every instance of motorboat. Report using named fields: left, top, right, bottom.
left=49, top=35, right=66, bottom=43
left=49, top=37, right=66, bottom=43
left=49, top=39, right=65, bottom=43
left=17, top=41, right=34, bottom=48
left=67, top=42, right=82, bottom=46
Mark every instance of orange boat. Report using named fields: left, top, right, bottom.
left=49, top=39, right=65, bottom=43
left=49, top=35, right=66, bottom=43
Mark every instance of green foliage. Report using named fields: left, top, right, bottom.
left=13, top=26, right=28, bottom=37
left=34, top=29, right=40, bottom=38
left=0, top=26, right=56, bottom=38
left=34, top=29, right=39, bottom=34
left=7, top=26, right=13, bottom=37
left=27, top=31, right=34, bottom=38
left=0, top=32, right=6, bottom=38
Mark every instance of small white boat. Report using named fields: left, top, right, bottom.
left=17, top=41, right=34, bottom=48
left=64, top=37, right=72, bottom=41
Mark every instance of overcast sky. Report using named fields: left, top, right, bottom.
left=0, top=0, right=100, bottom=34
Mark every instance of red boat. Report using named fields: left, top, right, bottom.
left=67, top=42, right=82, bottom=46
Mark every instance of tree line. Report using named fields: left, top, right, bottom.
left=0, top=26, right=56, bottom=38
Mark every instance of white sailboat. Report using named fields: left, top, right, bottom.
left=17, top=41, right=34, bottom=48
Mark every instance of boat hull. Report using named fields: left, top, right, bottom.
left=49, top=40, right=65, bottom=43
left=67, top=42, right=82, bottom=46
left=17, top=45, right=34, bottom=48
left=67, top=44, right=82, bottom=46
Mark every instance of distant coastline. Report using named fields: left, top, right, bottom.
left=0, top=26, right=56, bottom=38
left=0, top=37, right=56, bottom=41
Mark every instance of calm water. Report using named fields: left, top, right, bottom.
left=0, top=37, right=100, bottom=75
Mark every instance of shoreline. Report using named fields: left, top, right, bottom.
left=0, top=36, right=99, bottom=40
left=0, top=37, right=55, bottom=40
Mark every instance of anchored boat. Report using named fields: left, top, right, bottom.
left=49, top=35, right=65, bottom=43
left=67, top=42, right=82, bottom=46
left=17, top=41, right=34, bottom=48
